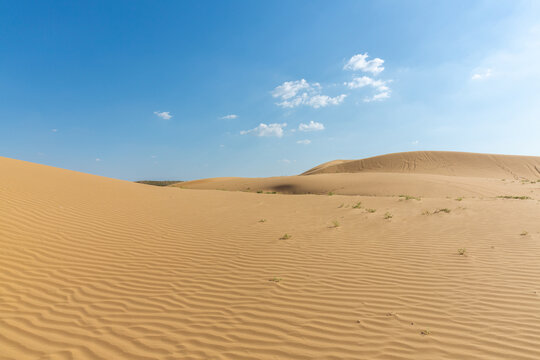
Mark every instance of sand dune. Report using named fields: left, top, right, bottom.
left=302, top=151, right=540, bottom=178
left=1, top=154, right=540, bottom=359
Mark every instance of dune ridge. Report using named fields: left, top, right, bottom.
left=1, top=155, right=540, bottom=359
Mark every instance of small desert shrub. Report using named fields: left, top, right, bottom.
left=352, top=202, right=362, bottom=209
left=269, top=277, right=281, bottom=283
left=399, top=194, right=420, bottom=201
left=434, top=208, right=451, bottom=214
left=384, top=212, right=393, bottom=219
left=421, top=210, right=432, bottom=216
left=497, top=195, right=531, bottom=200
left=328, top=191, right=334, bottom=196
left=331, top=220, right=340, bottom=228
left=256, top=190, right=263, bottom=193
left=420, top=329, right=431, bottom=336
left=520, top=231, right=528, bottom=236
left=258, top=219, right=267, bottom=223
left=458, top=248, right=466, bottom=256
left=455, top=197, right=463, bottom=201
left=280, top=233, right=291, bottom=240
left=366, top=208, right=376, bottom=213
left=266, top=191, right=277, bottom=194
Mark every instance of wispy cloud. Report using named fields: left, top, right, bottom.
left=220, top=114, right=238, bottom=119
left=297, top=139, right=311, bottom=145
left=471, top=69, right=493, bottom=80
left=95, top=158, right=102, bottom=162
left=154, top=111, right=172, bottom=120
left=298, top=121, right=325, bottom=132
left=344, top=53, right=385, bottom=74
left=51, top=129, right=58, bottom=133
left=240, top=123, right=287, bottom=137
left=272, top=79, right=346, bottom=108
left=364, top=91, right=391, bottom=102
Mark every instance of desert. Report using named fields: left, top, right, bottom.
left=2, top=2, right=540, bottom=359
left=1, top=151, right=540, bottom=359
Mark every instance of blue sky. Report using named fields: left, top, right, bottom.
left=1, top=1, right=539, bottom=180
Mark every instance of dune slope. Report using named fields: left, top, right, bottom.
left=1, top=156, right=540, bottom=359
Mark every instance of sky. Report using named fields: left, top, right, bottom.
left=1, top=0, right=539, bottom=181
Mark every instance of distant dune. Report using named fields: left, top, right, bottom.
left=177, top=151, right=540, bottom=196
left=1, top=154, right=540, bottom=360
left=302, top=151, right=540, bottom=177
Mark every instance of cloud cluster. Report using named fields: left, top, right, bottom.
left=344, top=53, right=391, bottom=102
left=272, top=79, right=346, bottom=109
left=297, top=139, right=311, bottom=145
left=154, top=111, right=172, bottom=120
left=240, top=123, right=287, bottom=137
left=221, top=114, right=238, bottom=119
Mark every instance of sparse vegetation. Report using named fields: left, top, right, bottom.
left=497, top=195, right=531, bottom=200
left=366, top=208, right=376, bottom=213
left=352, top=201, right=362, bottom=209
left=420, top=329, right=431, bottom=336
left=455, top=197, right=463, bottom=201
left=269, top=277, right=281, bottom=283
left=520, top=231, right=528, bottom=236
left=331, top=220, right=340, bottom=228
left=458, top=248, right=466, bottom=256
left=384, top=212, right=393, bottom=219
left=328, top=191, right=334, bottom=196
left=258, top=219, right=267, bottom=223
left=422, top=210, right=432, bottom=216
left=280, top=233, right=291, bottom=240
left=266, top=191, right=277, bottom=194
left=135, top=180, right=183, bottom=186
left=256, top=190, right=263, bottom=193
left=399, top=194, right=420, bottom=201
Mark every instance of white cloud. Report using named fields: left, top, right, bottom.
left=240, top=123, right=287, bottom=137
left=272, top=79, right=314, bottom=99
left=305, top=94, right=346, bottom=108
left=471, top=69, right=493, bottom=80
left=298, top=121, right=325, bottom=132
left=344, top=53, right=385, bottom=74
left=345, top=76, right=390, bottom=91
left=411, top=140, right=419, bottom=145
left=272, top=79, right=346, bottom=108
left=154, top=111, right=172, bottom=120
left=346, top=76, right=391, bottom=102
left=220, top=114, right=238, bottom=119
left=51, top=129, right=58, bottom=132
left=297, top=139, right=311, bottom=145
left=95, top=158, right=102, bottom=162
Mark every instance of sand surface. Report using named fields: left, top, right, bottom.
left=1, top=152, right=540, bottom=359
